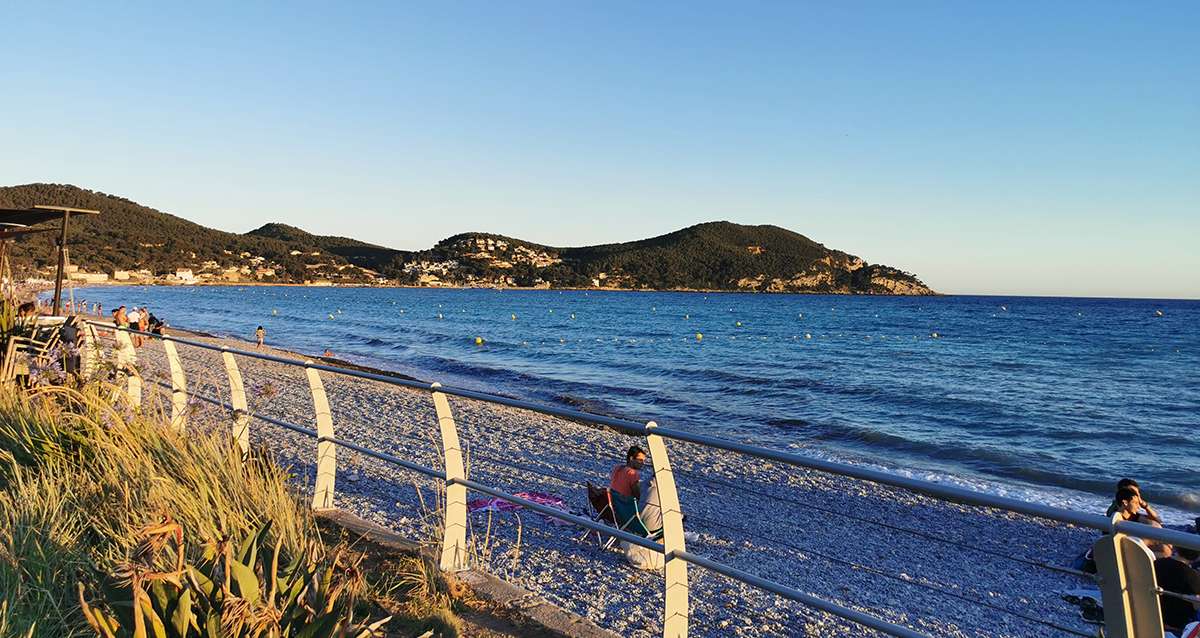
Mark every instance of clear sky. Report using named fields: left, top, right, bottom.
left=3, top=2, right=1197, bottom=298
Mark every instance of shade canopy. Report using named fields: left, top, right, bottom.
left=0, top=206, right=100, bottom=227
left=0, top=227, right=57, bottom=240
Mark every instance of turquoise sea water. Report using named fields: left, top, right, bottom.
left=72, top=286, right=1200, bottom=518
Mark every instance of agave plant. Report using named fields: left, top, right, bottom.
left=79, top=516, right=390, bottom=638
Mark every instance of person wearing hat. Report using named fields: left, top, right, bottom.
left=126, top=307, right=143, bottom=347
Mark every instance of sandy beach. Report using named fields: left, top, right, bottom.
left=121, top=328, right=1100, bottom=638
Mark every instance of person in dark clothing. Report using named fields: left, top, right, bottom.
left=147, top=313, right=164, bottom=335
left=1156, top=545, right=1200, bottom=633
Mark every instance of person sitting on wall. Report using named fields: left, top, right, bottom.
left=1155, top=544, right=1200, bottom=635
left=1112, top=486, right=1171, bottom=557
left=610, top=445, right=646, bottom=500
left=1106, top=478, right=1163, bottom=525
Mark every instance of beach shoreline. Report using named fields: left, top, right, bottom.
left=116, top=324, right=1107, bottom=637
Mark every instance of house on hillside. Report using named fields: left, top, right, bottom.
left=68, top=271, right=109, bottom=283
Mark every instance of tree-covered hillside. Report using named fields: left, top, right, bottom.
left=0, top=183, right=933, bottom=294
left=246, top=223, right=408, bottom=269
left=0, top=184, right=351, bottom=280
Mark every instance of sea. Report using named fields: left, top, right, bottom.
left=69, top=286, right=1200, bottom=521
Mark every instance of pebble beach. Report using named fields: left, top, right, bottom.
left=125, top=328, right=1102, bottom=637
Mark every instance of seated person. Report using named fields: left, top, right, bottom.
left=1106, top=478, right=1163, bottom=524
left=610, top=445, right=647, bottom=500
left=1156, top=545, right=1200, bottom=634
left=15, top=301, right=39, bottom=330
left=1113, top=486, right=1171, bottom=557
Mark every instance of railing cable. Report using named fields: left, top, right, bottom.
left=672, top=466, right=1096, bottom=580
left=688, top=512, right=1094, bottom=638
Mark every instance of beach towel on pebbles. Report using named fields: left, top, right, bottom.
left=467, top=491, right=572, bottom=525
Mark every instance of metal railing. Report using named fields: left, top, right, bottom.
left=81, top=320, right=1199, bottom=638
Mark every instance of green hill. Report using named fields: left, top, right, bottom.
left=0, top=184, right=357, bottom=281
left=0, top=183, right=933, bottom=294
left=245, top=222, right=407, bottom=269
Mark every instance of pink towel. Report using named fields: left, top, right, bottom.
left=468, top=491, right=570, bottom=524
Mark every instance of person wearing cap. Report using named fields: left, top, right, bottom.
left=126, top=307, right=143, bottom=347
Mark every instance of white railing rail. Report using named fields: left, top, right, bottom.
left=81, top=320, right=1199, bottom=638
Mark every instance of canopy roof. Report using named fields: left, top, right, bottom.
left=0, top=205, right=100, bottom=227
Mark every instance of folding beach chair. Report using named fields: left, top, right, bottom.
left=583, top=482, right=656, bottom=549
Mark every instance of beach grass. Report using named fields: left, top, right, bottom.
left=0, top=381, right=468, bottom=637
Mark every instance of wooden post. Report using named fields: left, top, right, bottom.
left=222, top=350, right=250, bottom=458
left=113, top=328, right=141, bottom=407
left=1092, top=526, right=1164, bottom=638
left=162, top=339, right=187, bottom=431
left=307, top=363, right=336, bottom=510
left=51, top=211, right=69, bottom=316
left=432, top=383, right=469, bottom=572
left=647, top=422, right=689, bottom=638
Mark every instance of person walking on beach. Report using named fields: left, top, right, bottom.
left=255, top=325, right=266, bottom=349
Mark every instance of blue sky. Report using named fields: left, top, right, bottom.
left=3, top=2, right=1197, bottom=298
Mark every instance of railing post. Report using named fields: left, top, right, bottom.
left=646, top=421, right=689, bottom=638
left=432, top=382, right=469, bottom=572
left=81, top=323, right=101, bottom=379
left=1092, top=521, right=1164, bottom=638
left=307, top=362, right=336, bottom=510
left=162, top=339, right=188, bottom=431
left=221, top=350, right=250, bottom=458
left=113, top=328, right=141, bottom=407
